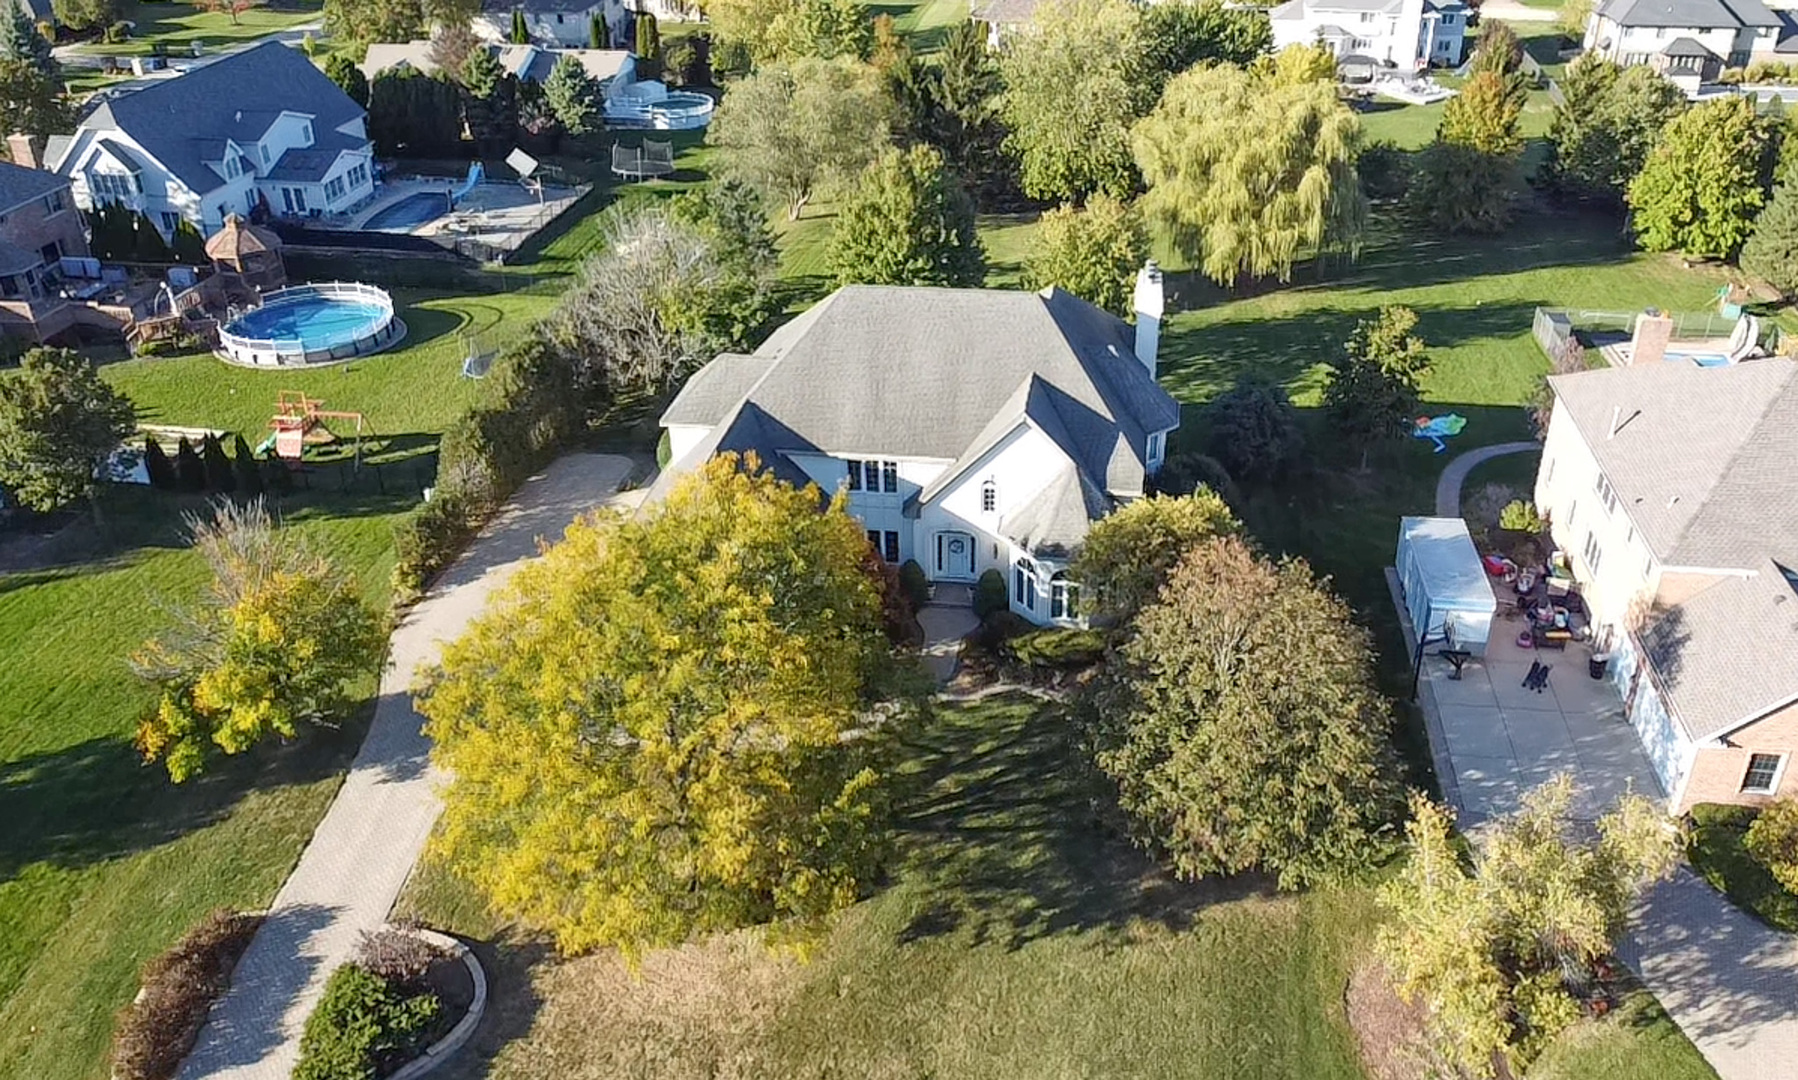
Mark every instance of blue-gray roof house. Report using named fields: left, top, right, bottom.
left=45, top=42, right=376, bottom=237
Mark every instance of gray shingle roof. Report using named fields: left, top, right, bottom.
left=1595, top=0, right=1780, bottom=29
left=1000, top=462, right=1109, bottom=558
left=685, top=284, right=1178, bottom=495
left=68, top=42, right=366, bottom=196
left=481, top=0, right=604, bottom=12
left=1661, top=35, right=1720, bottom=56
left=1548, top=358, right=1798, bottom=569
left=1641, top=560, right=1798, bottom=740
left=0, top=160, right=67, bottom=214
left=662, top=353, right=776, bottom=427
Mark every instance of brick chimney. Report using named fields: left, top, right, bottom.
left=5, top=133, right=40, bottom=170
left=1631, top=308, right=1674, bottom=367
left=1133, top=260, right=1163, bottom=379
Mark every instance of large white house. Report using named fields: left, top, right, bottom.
left=1584, top=0, right=1788, bottom=89
left=653, top=272, right=1181, bottom=626
left=1269, top=0, right=1469, bottom=70
left=46, top=42, right=374, bottom=236
left=1535, top=353, right=1798, bottom=810
left=473, top=0, right=696, bottom=46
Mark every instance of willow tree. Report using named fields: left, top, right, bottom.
left=1133, top=62, right=1364, bottom=285
left=419, top=454, right=894, bottom=957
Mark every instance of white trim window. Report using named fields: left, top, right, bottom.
left=1743, top=752, right=1786, bottom=795
left=981, top=479, right=996, bottom=513
left=1582, top=531, right=1603, bottom=576
left=866, top=529, right=899, bottom=563
left=1013, top=557, right=1038, bottom=610
left=845, top=459, right=898, bottom=493
left=1049, top=571, right=1079, bottom=620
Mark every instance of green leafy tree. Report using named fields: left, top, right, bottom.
left=1021, top=193, right=1148, bottom=316
left=1088, top=535, right=1401, bottom=888
left=542, top=54, right=601, bottom=135
left=1628, top=95, right=1768, bottom=257
left=0, top=0, right=55, bottom=77
left=0, top=56, right=71, bottom=142
left=133, top=499, right=386, bottom=781
left=322, top=52, right=370, bottom=108
left=999, top=0, right=1150, bottom=202
left=1133, top=61, right=1365, bottom=284
left=1744, top=182, right=1798, bottom=299
left=1141, top=0, right=1271, bottom=89
left=1548, top=58, right=1685, bottom=204
left=460, top=45, right=518, bottom=152
left=1248, top=40, right=1338, bottom=86
left=1470, top=19, right=1526, bottom=88
left=1408, top=138, right=1518, bottom=235
left=1200, top=377, right=1304, bottom=485
left=590, top=10, right=609, bottom=47
left=1378, top=780, right=1682, bottom=1076
left=0, top=347, right=135, bottom=517
left=367, top=70, right=464, bottom=157
left=420, top=454, right=894, bottom=957
left=1746, top=797, right=1798, bottom=894
left=707, top=56, right=895, bottom=219
left=428, top=21, right=482, bottom=77
left=1440, top=69, right=1523, bottom=156
left=1069, top=491, right=1240, bottom=625
left=51, top=0, right=119, bottom=32
left=828, top=144, right=983, bottom=288
left=771, top=0, right=872, bottom=61
left=324, top=0, right=479, bottom=44
left=1323, top=304, right=1430, bottom=465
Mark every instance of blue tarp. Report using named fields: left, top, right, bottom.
left=1397, top=516, right=1497, bottom=656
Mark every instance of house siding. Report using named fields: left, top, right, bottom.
left=1271, top=0, right=1465, bottom=69
left=1584, top=15, right=1779, bottom=68
left=0, top=187, right=88, bottom=266
left=1609, top=632, right=1696, bottom=801
left=1678, top=700, right=1798, bottom=809
left=1535, top=402, right=1658, bottom=636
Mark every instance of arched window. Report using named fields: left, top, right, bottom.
left=981, top=479, right=997, bottom=513
left=1050, top=571, right=1079, bottom=620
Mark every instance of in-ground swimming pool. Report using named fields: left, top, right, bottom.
left=218, top=283, right=404, bottom=368
left=362, top=191, right=451, bottom=231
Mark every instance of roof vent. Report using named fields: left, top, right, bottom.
left=1666, top=495, right=1680, bottom=509
left=234, top=110, right=242, bottom=123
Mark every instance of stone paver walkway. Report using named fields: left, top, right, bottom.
left=1432, top=442, right=1798, bottom=1080
left=918, top=585, right=979, bottom=684
left=178, top=453, right=635, bottom=1080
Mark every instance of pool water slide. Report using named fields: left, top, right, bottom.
left=450, top=162, right=484, bottom=207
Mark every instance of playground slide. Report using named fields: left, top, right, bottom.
left=450, top=162, right=484, bottom=207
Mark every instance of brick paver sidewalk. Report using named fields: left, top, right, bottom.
left=178, top=453, right=635, bottom=1080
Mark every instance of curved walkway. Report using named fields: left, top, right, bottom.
left=1436, top=442, right=1798, bottom=1080
left=178, top=453, right=637, bottom=1080
left=1434, top=440, right=1539, bottom=517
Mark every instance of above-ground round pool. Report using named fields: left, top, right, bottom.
left=604, top=81, right=715, bottom=130
left=218, top=282, right=404, bottom=368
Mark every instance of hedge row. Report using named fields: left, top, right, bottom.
left=391, top=326, right=588, bottom=599
left=111, top=909, right=264, bottom=1080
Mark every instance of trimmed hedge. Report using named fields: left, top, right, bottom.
left=973, top=568, right=1008, bottom=618
left=1006, top=627, right=1105, bottom=670
left=897, top=559, right=930, bottom=611
left=111, top=909, right=263, bottom=1080
left=392, top=328, right=590, bottom=598
left=293, top=964, right=441, bottom=1080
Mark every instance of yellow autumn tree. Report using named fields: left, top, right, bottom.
left=418, top=454, right=894, bottom=957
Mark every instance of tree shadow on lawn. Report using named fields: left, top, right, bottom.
left=0, top=709, right=371, bottom=884
left=888, top=693, right=1270, bottom=953
left=1159, top=300, right=1544, bottom=403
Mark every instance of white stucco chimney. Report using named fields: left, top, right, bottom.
left=1133, top=260, right=1163, bottom=378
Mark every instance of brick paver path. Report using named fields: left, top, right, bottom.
left=1438, top=441, right=1798, bottom=1080
left=178, top=453, right=635, bottom=1080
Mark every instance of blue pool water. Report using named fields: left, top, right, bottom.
left=363, top=192, right=450, bottom=231
left=226, top=297, right=387, bottom=348
left=1668, top=353, right=1730, bottom=368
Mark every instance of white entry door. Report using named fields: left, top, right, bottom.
left=935, top=531, right=975, bottom=580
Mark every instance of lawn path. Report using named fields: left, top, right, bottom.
left=1438, top=441, right=1798, bottom=1080
left=177, top=453, right=637, bottom=1080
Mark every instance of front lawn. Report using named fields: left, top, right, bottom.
left=63, top=0, right=323, bottom=56
left=1686, top=804, right=1798, bottom=933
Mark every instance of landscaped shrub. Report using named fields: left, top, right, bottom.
left=1006, top=627, right=1105, bottom=670
left=898, top=559, right=930, bottom=611
left=1498, top=499, right=1543, bottom=533
left=392, top=488, right=479, bottom=599
left=1200, top=378, right=1304, bottom=485
left=1152, top=451, right=1238, bottom=506
left=973, top=567, right=1008, bottom=618
left=1746, top=798, right=1798, bottom=894
left=111, top=909, right=262, bottom=1080
left=354, top=928, right=449, bottom=992
left=293, top=964, right=441, bottom=1080
left=1358, top=140, right=1412, bottom=202
left=103, top=19, right=129, bottom=43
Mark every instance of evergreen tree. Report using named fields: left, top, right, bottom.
left=1547, top=57, right=1684, bottom=205
left=827, top=144, right=984, bottom=287
left=171, top=217, right=207, bottom=264
left=174, top=437, right=207, bottom=492
left=231, top=434, right=264, bottom=496
left=543, top=53, right=601, bottom=135
left=0, top=55, right=71, bottom=143
left=133, top=211, right=172, bottom=262
left=1742, top=181, right=1798, bottom=300
left=323, top=52, right=370, bottom=108
left=0, top=0, right=56, bottom=77
left=635, top=13, right=662, bottom=78
left=143, top=435, right=176, bottom=490
left=510, top=6, right=528, bottom=43
left=589, top=10, right=607, bottom=48
left=200, top=434, right=235, bottom=493
left=461, top=46, right=518, bottom=153
left=262, top=452, right=294, bottom=494
left=1322, top=305, right=1431, bottom=466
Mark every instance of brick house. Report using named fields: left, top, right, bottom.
left=1535, top=354, right=1798, bottom=811
left=0, top=146, right=93, bottom=342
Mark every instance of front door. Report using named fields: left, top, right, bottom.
left=935, top=531, right=975, bottom=580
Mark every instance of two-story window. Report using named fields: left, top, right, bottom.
left=1014, top=557, right=1038, bottom=610
left=845, top=459, right=898, bottom=493
left=1582, top=530, right=1604, bottom=575
left=1594, top=473, right=1619, bottom=517
left=89, top=171, right=142, bottom=199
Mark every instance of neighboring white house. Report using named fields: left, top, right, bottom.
left=1584, top=0, right=1788, bottom=90
left=1269, top=0, right=1468, bottom=70
left=472, top=0, right=695, bottom=47
left=1534, top=352, right=1798, bottom=811
left=44, top=42, right=374, bottom=236
left=362, top=40, right=636, bottom=91
left=652, top=271, right=1182, bottom=627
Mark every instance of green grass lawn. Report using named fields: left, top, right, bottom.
left=1686, top=804, right=1798, bottom=933
left=0, top=488, right=406, bottom=1080
left=64, top=0, right=323, bottom=56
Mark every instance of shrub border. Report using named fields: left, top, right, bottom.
left=386, top=928, right=488, bottom=1080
